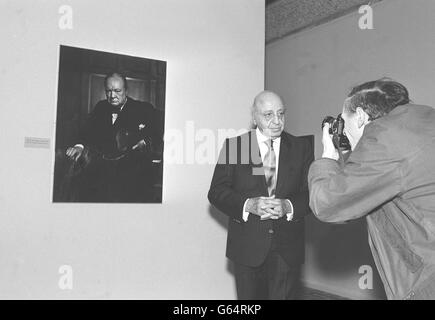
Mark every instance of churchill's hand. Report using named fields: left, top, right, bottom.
left=132, top=139, right=147, bottom=150
left=66, top=145, right=84, bottom=161
left=132, top=137, right=153, bottom=152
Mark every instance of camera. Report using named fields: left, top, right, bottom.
left=321, top=114, right=351, bottom=151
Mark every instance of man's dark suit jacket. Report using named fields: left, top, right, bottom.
left=80, top=97, right=163, bottom=156
left=76, top=97, right=163, bottom=202
left=208, top=130, right=314, bottom=267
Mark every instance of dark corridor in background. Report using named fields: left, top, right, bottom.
left=53, top=45, right=166, bottom=203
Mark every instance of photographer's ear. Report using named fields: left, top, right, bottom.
left=356, top=107, right=370, bottom=128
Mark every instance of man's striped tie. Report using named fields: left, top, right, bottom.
left=264, top=139, right=277, bottom=197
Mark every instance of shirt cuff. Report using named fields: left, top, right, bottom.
left=286, top=199, right=294, bottom=221
left=242, top=199, right=250, bottom=222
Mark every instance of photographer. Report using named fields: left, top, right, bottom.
left=308, top=79, right=435, bottom=300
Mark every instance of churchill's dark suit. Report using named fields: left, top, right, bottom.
left=81, top=97, right=162, bottom=156
left=76, top=97, right=163, bottom=202
left=208, top=130, right=313, bottom=299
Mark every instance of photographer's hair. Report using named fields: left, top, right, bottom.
left=344, top=78, right=410, bottom=121
left=104, top=72, right=128, bottom=91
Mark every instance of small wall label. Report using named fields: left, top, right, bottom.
left=24, top=137, right=50, bottom=149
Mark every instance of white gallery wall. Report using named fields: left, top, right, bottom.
left=266, top=0, right=435, bottom=299
left=0, top=0, right=264, bottom=299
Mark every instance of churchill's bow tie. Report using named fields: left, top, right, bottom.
left=112, top=107, right=122, bottom=114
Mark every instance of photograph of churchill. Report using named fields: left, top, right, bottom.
left=53, top=46, right=165, bottom=203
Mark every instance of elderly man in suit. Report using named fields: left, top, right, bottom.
left=208, top=91, right=314, bottom=300
left=66, top=72, right=163, bottom=202
left=309, top=79, right=435, bottom=300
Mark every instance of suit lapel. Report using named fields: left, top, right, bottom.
left=248, top=130, right=269, bottom=195
left=249, top=130, right=262, bottom=167
left=101, top=106, right=115, bottom=131
left=275, top=133, right=293, bottom=196
left=113, top=98, right=131, bottom=129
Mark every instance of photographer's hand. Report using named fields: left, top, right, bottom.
left=322, top=124, right=339, bottom=160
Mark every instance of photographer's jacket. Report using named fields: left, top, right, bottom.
left=308, top=104, right=435, bottom=300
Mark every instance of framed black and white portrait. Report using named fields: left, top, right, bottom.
left=53, top=45, right=166, bottom=203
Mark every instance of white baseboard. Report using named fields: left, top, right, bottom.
left=302, top=279, right=371, bottom=300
